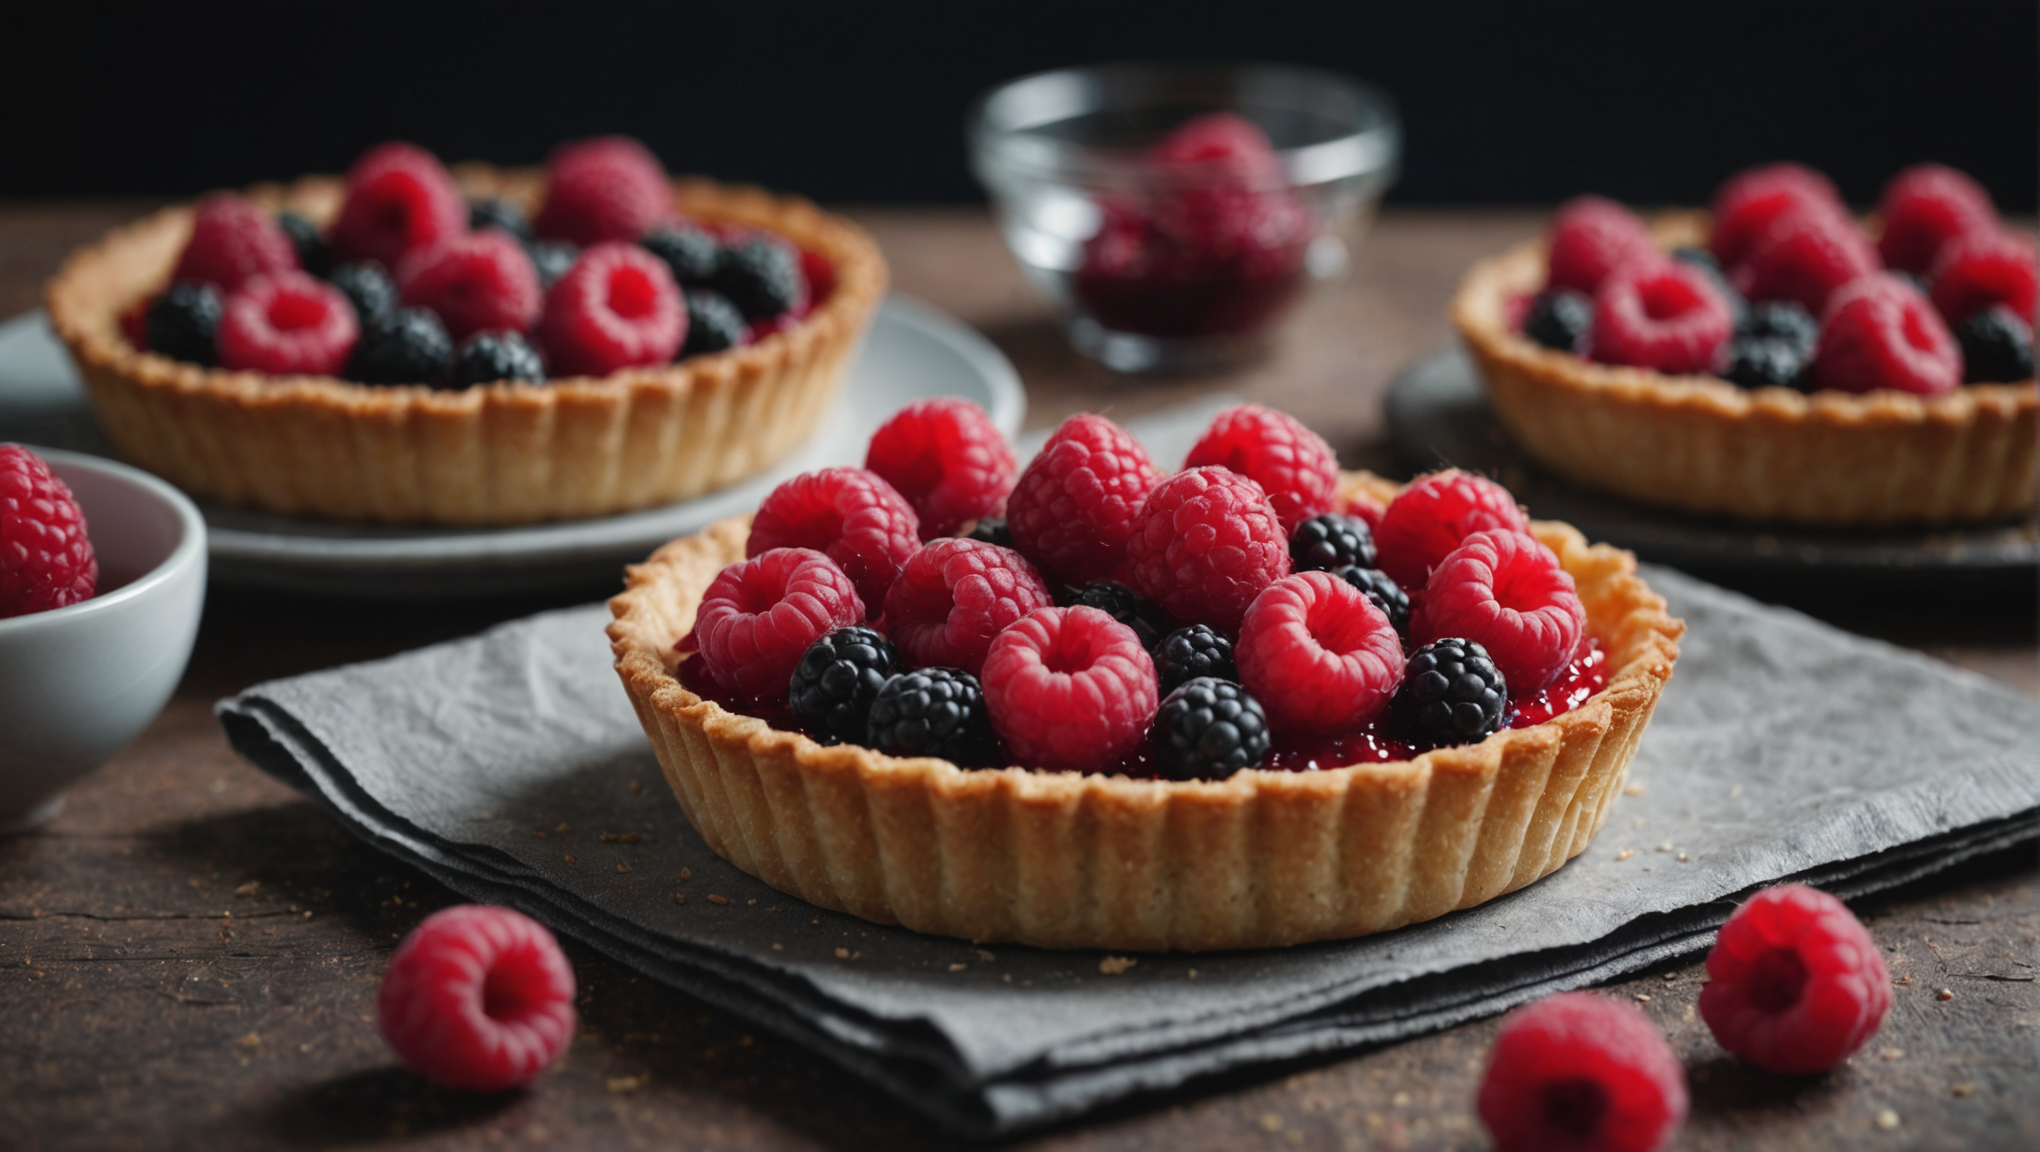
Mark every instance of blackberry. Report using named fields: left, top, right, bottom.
left=1523, top=290, right=1592, bottom=353
left=349, top=307, right=454, bottom=386
left=452, top=330, right=547, bottom=387
left=1151, top=677, right=1270, bottom=780
left=276, top=211, right=330, bottom=277
left=867, top=667, right=998, bottom=765
left=1954, top=305, right=2035, bottom=383
left=1064, top=581, right=1174, bottom=650
left=1722, top=337, right=1809, bottom=390
left=144, top=282, right=221, bottom=366
left=788, top=626, right=901, bottom=746
left=965, top=518, right=1013, bottom=548
left=641, top=225, right=721, bottom=286
left=710, top=237, right=805, bottom=320
left=1289, top=512, right=1376, bottom=572
left=1152, top=624, right=1237, bottom=695
left=1392, top=637, right=1508, bottom=746
left=1333, top=565, right=1410, bottom=638
left=1739, top=301, right=1819, bottom=359
left=469, top=196, right=535, bottom=242
left=527, top=240, right=579, bottom=289
left=679, top=289, right=748, bottom=358
left=328, top=262, right=400, bottom=324
left=1672, top=245, right=1748, bottom=329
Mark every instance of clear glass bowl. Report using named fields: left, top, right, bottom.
left=969, top=62, right=1400, bottom=373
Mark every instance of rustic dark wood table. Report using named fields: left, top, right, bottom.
left=1, top=204, right=2034, bottom=1151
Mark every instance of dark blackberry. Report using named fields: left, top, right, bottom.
left=328, top=262, right=400, bottom=324
left=527, top=240, right=579, bottom=289
left=788, top=626, right=902, bottom=746
left=1152, top=625, right=1237, bottom=695
left=469, top=196, right=535, bottom=243
left=1672, top=245, right=1748, bottom=330
left=964, top=518, right=1013, bottom=548
left=276, top=211, right=330, bottom=277
left=1522, top=290, right=1592, bottom=353
left=1739, top=300, right=1819, bottom=359
left=641, top=225, right=721, bottom=286
left=452, top=330, right=547, bottom=387
left=867, top=667, right=998, bottom=766
left=1392, top=638, right=1508, bottom=746
left=1064, top=581, right=1174, bottom=650
left=144, top=282, right=221, bottom=366
left=679, top=289, right=748, bottom=358
left=1289, top=512, right=1376, bottom=573
left=1722, top=337, right=1809, bottom=390
left=1151, top=677, right=1270, bottom=780
left=348, top=307, right=454, bottom=386
left=1954, top=305, right=2035, bottom=383
left=1332, top=565, right=1410, bottom=638
left=709, top=237, right=805, bottom=320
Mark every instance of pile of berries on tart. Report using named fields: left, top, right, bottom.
left=676, top=399, right=1608, bottom=779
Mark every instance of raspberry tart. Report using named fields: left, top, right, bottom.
left=608, top=402, right=1683, bottom=951
left=1454, top=162, right=2036, bottom=526
left=44, top=138, right=886, bottom=524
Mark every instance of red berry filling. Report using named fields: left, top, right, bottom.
left=171, top=193, right=299, bottom=293
left=980, top=606, right=1158, bottom=772
left=882, top=538, right=1051, bottom=675
left=1699, top=884, right=1890, bottom=1076
left=1590, top=255, right=1735, bottom=375
left=1236, top=571, right=1403, bottom=735
left=1877, top=163, right=1997, bottom=276
left=1005, top=413, right=1161, bottom=585
left=0, top=445, right=99, bottom=619
left=539, top=242, right=686, bottom=376
left=1928, top=231, right=2037, bottom=328
left=1124, top=466, right=1291, bottom=630
left=377, top=905, right=577, bottom=1092
left=1710, top=162, right=1845, bottom=270
left=1732, top=203, right=1879, bottom=316
left=748, top=468, right=920, bottom=611
left=1814, top=273, right=1961, bottom=396
left=216, top=271, right=359, bottom=376
left=330, top=142, right=469, bottom=269
left=396, top=229, right=544, bottom=342
left=1412, top=529, right=1586, bottom=696
left=1182, top=403, right=1339, bottom=532
left=1545, top=196, right=1655, bottom=297
left=1477, top=992, right=1688, bottom=1152
left=864, top=398, right=1018, bottom=540
left=695, top=547, right=865, bottom=699
left=1373, top=469, right=1530, bottom=591
left=535, top=136, right=674, bottom=246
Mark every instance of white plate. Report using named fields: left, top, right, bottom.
left=0, top=297, right=1024, bottom=596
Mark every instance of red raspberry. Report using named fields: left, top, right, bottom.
left=1709, top=162, right=1846, bottom=270
left=539, top=242, right=686, bottom=377
left=1545, top=196, right=1656, bottom=296
left=863, top=398, right=1019, bottom=540
left=330, top=142, right=468, bottom=270
left=1814, top=273, right=1961, bottom=396
left=0, top=445, right=98, bottom=619
left=377, top=905, right=577, bottom=1092
left=1005, top=414, right=1161, bottom=585
left=1589, top=255, right=1735, bottom=375
left=1411, top=529, right=1586, bottom=696
left=1928, top=231, right=2037, bottom=328
left=801, top=249, right=837, bottom=305
left=1699, top=884, right=1891, bottom=1076
left=1732, top=204, right=1879, bottom=316
left=1877, top=163, right=1997, bottom=276
left=1373, top=470, right=1530, bottom=591
left=748, top=468, right=920, bottom=611
left=170, top=193, right=298, bottom=293
left=395, top=229, right=544, bottom=342
left=1342, top=491, right=1386, bottom=533
left=1124, top=466, right=1290, bottom=630
left=535, top=136, right=673, bottom=246
left=216, top=271, right=359, bottom=376
left=1477, top=992, right=1688, bottom=1152
left=1236, top=571, right=1402, bottom=735
left=1182, top=404, right=1339, bottom=532
left=882, top=538, right=1052, bottom=675
left=1151, top=112, right=1285, bottom=185
left=695, top=548, right=864, bottom=699
left=980, top=606, right=1158, bottom=771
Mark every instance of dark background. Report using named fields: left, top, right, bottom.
left=4, top=1, right=2035, bottom=209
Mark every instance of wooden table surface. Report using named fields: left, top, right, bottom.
left=1, top=203, right=2034, bottom=1151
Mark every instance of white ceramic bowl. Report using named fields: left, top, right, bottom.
left=0, top=447, right=206, bottom=831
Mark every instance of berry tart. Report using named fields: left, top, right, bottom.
left=1454, top=162, right=2036, bottom=526
left=44, top=138, right=886, bottom=524
left=608, top=401, right=1683, bottom=951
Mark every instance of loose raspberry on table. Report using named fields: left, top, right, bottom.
left=1732, top=204, right=1879, bottom=317
left=864, top=398, right=1019, bottom=540
left=749, top=468, right=921, bottom=612
left=1125, top=466, right=1290, bottom=631
left=378, top=904, right=577, bottom=1092
left=1477, top=992, right=1688, bottom=1152
left=1545, top=196, right=1656, bottom=297
left=695, top=548, right=864, bottom=700
left=1152, top=677, right=1271, bottom=780
left=330, top=142, right=469, bottom=270
left=882, top=538, right=1051, bottom=675
left=1709, top=161, right=1845, bottom=271
left=1699, top=884, right=1890, bottom=1076
left=1372, top=469, right=1530, bottom=591
left=534, top=135, right=674, bottom=246
left=0, top=445, right=98, bottom=619
left=788, top=626, right=902, bottom=746
left=1877, top=163, right=1997, bottom=276
left=395, top=229, right=544, bottom=342
left=170, top=193, right=299, bottom=293
left=1004, top=414, right=1161, bottom=585
left=1813, top=273, right=1961, bottom=396
left=1928, top=231, right=2037, bottom=329
left=1590, top=255, right=1735, bottom=375
left=980, top=606, right=1158, bottom=772
left=216, top=271, right=360, bottom=377
left=1183, top=404, right=1339, bottom=532
left=1411, top=529, right=1586, bottom=697
left=539, top=242, right=686, bottom=377
left=1236, top=571, right=1403, bottom=735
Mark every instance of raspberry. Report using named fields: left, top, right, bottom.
left=1343, top=492, right=1386, bottom=533
left=1590, top=255, right=1735, bottom=375
left=330, top=142, right=468, bottom=270
left=749, top=468, right=920, bottom=611
left=1183, top=404, right=1339, bottom=532
left=1074, top=179, right=1311, bottom=339
left=351, top=307, right=454, bottom=387
left=1477, top=992, right=1688, bottom=1152
left=1153, top=623, right=1238, bottom=694
left=534, top=136, right=673, bottom=246
left=1373, top=470, right=1530, bottom=591
left=170, top=193, right=299, bottom=293
left=679, top=289, right=750, bottom=358
left=1236, top=571, right=1402, bottom=735
left=1393, top=637, right=1508, bottom=746
left=0, top=446, right=98, bottom=618
left=216, top=271, right=359, bottom=377
left=145, top=282, right=222, bottom=366
left=1709, top=162, right=1845, bottom=270
left=1545, top=196, right=1656, bottom=297
left=539, top=242, right=686, bottom=377
left=864, top=398, right=1019, bottom=540
left=1813, top=274, right=1961, bottom=396
left=1877, top=164, right=1997, bottom=276
left=1732, top=204, right=1879, bottom=316
left=1411, top=529, right=1586, bottom=696
left=1332, top=565, right=1410, bottom=638
left=695, top=548, right=865, bottom=700
left=1005, top=414, right=1161, bottom=585
left=1699, top=884, right=1891, bottom=1076
left=1152, top=677, right=1271, bottom=780
left=1928, top=231, right=2038, bottom=328
left=453, top=330, right=547, bottom=387
left=1152, top=112, right=1285, bottom=185
left=1523, top=289, right=1593, bottom=353
left=1955, top=306, right=2036, bottom=383
left=788, top=626, right=901, bottom=745
left=867, top=667, right=998, bottom=765
left=882, top=538, right=1052, bottom=675
left=801, top=249, right=837, bottom=305
left=377, top=905, right=577, bottom=1092
left=395, top=229, right=544, bottom=342
left=1125, top=466, right=1291, bottom=631
left=980, top=606, right=1159, bottom=772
